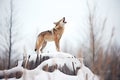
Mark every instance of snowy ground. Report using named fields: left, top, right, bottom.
left=0, top=52, right=99, bottom=80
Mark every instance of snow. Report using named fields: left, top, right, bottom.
left=28, top=52, right=74, bottom=62
left=1, top=66, right=99, bottom=80
left=38, top=57, right=81, bottom=71
left=18, top=69, right=78, bottom=80
left=1, top=52, right=99, bottom=80
left=3, top=67, right=97, bottom=80
left=77, top=65, right=99, bottom=80
left=0, top=66, right=23, bottom=76
left=41, top=52, right=74, bottom=58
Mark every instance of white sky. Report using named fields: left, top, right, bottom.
left=0, top=0, right=120, bottom=62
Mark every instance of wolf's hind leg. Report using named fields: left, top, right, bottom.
left=35, top=35, right=44, bottom=54
left=40, top=41, right=47, bottom=53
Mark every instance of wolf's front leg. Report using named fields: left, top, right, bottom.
left=54, top=35, right=60, bottom=52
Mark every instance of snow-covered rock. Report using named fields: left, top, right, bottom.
left=1, top=52, right=99, bottom=80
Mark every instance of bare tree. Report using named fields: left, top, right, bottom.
left=0, top=1, right=10, bottom=70
left=0, top=0, right=17, bottom=69
left=87, top=0, right=97, bottom=64
left=87, top=0, right=107, bottom=64
left=86, top=1, right=120, bottom=80
left=8, top=0, right=13, bottom=69
left=8, top=0, right=20, bottom=69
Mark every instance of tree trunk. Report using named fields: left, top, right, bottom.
left=8, top=0, right=13, bottom=69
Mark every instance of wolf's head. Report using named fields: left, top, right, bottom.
left=54, top=17, right=67, bottom=28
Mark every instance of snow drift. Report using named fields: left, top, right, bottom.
left=0, top=52, right=99, bottom=80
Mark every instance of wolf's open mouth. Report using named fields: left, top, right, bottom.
left=63, top=17, right=67, bottom=23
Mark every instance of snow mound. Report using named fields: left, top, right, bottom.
left=1, top=52, right=99, bottom=80
left=38, top=57, right=81, bottom=75
left=22, top=52, right=76, bottom=70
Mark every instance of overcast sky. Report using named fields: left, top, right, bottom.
left=0, top=0, right=120, bottom=62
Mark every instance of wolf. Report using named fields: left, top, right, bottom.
left=34, top=17, right=67, bottom=53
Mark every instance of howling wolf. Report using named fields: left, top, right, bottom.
left=35, top=17, right=67, bottom=53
